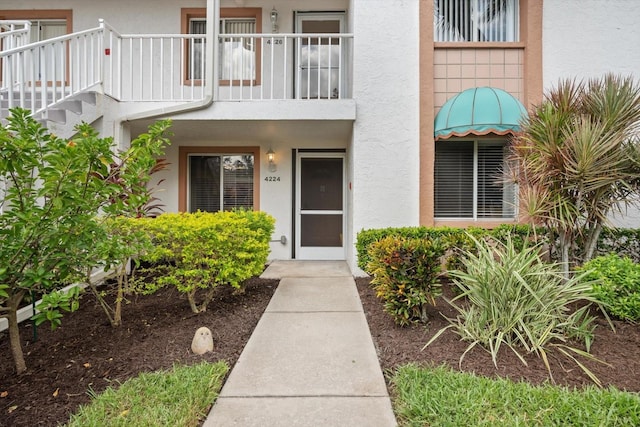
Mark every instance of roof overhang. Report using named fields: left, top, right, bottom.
left=434, top=87, right=527, bottom=140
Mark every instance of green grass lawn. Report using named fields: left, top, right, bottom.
left=391, top=364, right=640, bottom=427
left=66, top=361, right=228, bottom=427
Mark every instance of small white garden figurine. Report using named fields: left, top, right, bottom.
left=191, top=326, right=214, bottom=355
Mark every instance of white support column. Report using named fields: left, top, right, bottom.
left=208, top=0, right=219, bottom=101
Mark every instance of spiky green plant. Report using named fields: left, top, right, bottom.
left=509, top=74, right=640, bottom=276
left=425, top=235, right=608, bottom=385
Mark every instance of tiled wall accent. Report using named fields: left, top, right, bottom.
left=433, top=47, right=524, bottom=111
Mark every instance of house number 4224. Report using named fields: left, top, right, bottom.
left=264, top=176, right=281, bottom=182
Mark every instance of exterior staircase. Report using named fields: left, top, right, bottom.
left=0, top=89, right=102, bottom=137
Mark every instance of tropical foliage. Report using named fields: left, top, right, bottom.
left=509, top=74, right=640, bottom=276
left=425, top=235, right=605, bottom=385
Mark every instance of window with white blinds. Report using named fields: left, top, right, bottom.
left=188, top=19, right=206, bottom=80
left=219, top=18, right=257, bottom=81
left=434, top=0, right=519, bottom=42
left=188, top=154, right=254, bottom=212
left=435, top=140, right=516, bottom=219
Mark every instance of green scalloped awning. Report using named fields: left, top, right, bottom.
left=434, top=87, right=527, bottom=140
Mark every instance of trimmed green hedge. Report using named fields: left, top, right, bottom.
left=356, top=224, right=534, bottom=273
left=357, top=225, right=640, bottom=274
left=134, top=210, right=275, bottom=313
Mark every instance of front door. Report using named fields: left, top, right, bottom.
left=294, top=12, right=346, bottom=99
left=295, top=152, right=345, bottom=260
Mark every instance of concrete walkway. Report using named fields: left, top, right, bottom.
left=203, top=261, right=397, bottom=427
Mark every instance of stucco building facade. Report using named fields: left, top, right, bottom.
left=1, top=1, right=638, bottom=272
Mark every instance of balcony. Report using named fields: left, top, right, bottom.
left=0, top=19, right=354, bottom=123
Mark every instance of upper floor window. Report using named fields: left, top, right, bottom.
left=434, top=0, right=519, bottom=42
left=181, top=8, right=261, bottom=85
left=188, top=18, right=206, bottom=81
left=219, top=17, right=257, bottom=83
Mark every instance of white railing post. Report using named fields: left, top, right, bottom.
left=210, top=0, right=220, bottom=102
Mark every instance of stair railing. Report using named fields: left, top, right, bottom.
left=0, top=25, right=103, bottom=117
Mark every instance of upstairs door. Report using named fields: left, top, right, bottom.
left=294, top=12, right=346, bottom=99
left=295, top=152, right=346, bottom=260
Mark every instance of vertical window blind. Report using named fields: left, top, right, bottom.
left=434, top=0, right=519, bottom=42
left=219, top=18, right=257, bottom=81
left=188, top=19, right=206, bottom=80
left=435, top=140, right=515, bottom=219
left=189, top=155, right=254, bottom=213
left=435, top=142, right=474, bottom=217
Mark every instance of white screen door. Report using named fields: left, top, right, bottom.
left=295, top=152, right=346, bottom=260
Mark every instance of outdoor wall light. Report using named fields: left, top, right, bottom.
left=270, top=7, right=279, bottom=33
left=267, top=148, right=277, bottom=172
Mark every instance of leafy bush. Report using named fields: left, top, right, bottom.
left=33, top=286, right=83, bottom=329
left=367, top=236, right=445, bottom=325
left=580, top=254, right=640, bottom=321
left=357, top=226, right=430, bottom=271
left=0, top=109, right=171, bottom=374
left=425, top=235, right=605, bottom=385
left=85, top=216, right=154, bottom=327
left=137, top=210, right=275, bottom=313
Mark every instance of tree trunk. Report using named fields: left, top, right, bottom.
left=188, top=290, right=200, bottom=314
left=86, top=267, right=116, bottom=327
left=7, top=290, right=27, bottom=374
left=584, top=223, right=603, bottom=263
left=198, top=287, right=218, bottom=313
left=113, top=263, right=126, bottom=327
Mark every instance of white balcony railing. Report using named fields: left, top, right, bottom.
left=0, top=20, right=353, bottom=120
left=0, top=20, right=31, bottom=50
left=100, top=21, right=207, bottom=102
left=102, top=26, right=353, bottom=102
left=214, top=33, right=353, bottom=101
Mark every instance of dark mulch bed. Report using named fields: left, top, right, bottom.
left=1, top=274, right=639, bottom=426
left=0, top=278, right=278, bottom=427
left=356, top=277, right=640, bottom=393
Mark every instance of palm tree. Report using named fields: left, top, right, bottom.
left=509, top=74, right=640, bottom=276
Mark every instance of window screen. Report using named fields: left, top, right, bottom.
left=189, top=154, right=254, bottom=212
left=435, top=141, right=474, bottom=218
left=435, top=140, right=515, bottom=219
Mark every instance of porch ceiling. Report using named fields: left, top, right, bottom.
left=128, top=119, right=354, bottom=145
